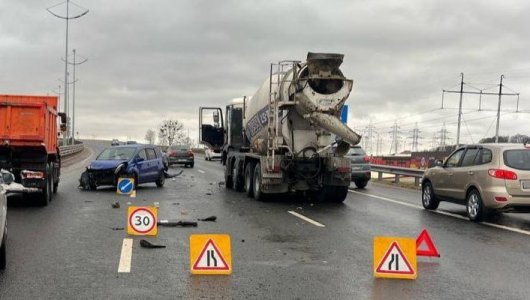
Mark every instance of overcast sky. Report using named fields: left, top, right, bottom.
left=1, top=0, right=529, bottom=153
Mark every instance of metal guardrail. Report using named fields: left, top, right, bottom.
left=370, top=164, right=425, bottom=186
left=59, top=143, right=84, bottom=157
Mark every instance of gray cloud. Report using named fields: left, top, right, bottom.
left=1, top=0, right=529, bottom=149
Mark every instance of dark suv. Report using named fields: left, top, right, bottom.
left=345, top=146, right=371, bottom=188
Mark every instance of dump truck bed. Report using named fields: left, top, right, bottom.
left=0, top=95, right=59, bottom=154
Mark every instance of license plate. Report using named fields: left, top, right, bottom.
left=351, top=166, right=362, bottom=170
left=178, top=159, right=186, bottom=162
left=522, top=180, right=530, bottom=190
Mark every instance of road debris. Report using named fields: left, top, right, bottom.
left=139, top=239, right=166, bottom=249
left=158, top=219, right=198, bottom=227
left=164, top=170, right=183, bottom=178
left=205, top=192, right=212, bottom=196
left=111, top=227, right=124, bottom=231
left=198, top=216, right=217, bottom=222
left=111, top=201, right=120, bottom=209
left=218, top=182, right=225, bottom=187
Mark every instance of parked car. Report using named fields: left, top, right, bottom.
left=345, top=146, right=371, bottom=188
left=167, top=145, right=194, bottom=168
left=205, top=147, right=222, bottom=161
left=80, top=144, right=165, bottom=190
left=0, top=170, right=11, bottom=270
left=421, top=143, right=530, bottom=222
left=111, top=139, right=120, bottom=146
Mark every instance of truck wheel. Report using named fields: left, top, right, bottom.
left=244, top=162, right=255, bottom=198
left=332, top=186, right=348, bottom=203
left=53, top=181, right=58, bottom=194
left=40, top=171, right=52, bottom=206
left=232, top=162, right=244, bottom=192
left=253, top=163, right=268, bottom=202
left=0, top=225, right=6, bottom=270
left=224, top=168, right=233, bottom=189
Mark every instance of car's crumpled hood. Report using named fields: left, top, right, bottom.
left=89, top=160, right=127, bottom=170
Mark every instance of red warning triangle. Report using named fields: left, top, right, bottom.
left=376, top=242, right=415, bottom=274
left=416, top=229, right=440, bottom=257
left=192, top=239, right=230, bottom=270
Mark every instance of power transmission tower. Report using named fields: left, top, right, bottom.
left=442, top=73, right=519, bottom=146
left=409, top=123, right=422, bottom=152
left=47, top=0, right=89, bottom=144
left=430, top=132, right=438, bottom=150
left=438, top=123, right=449, bottom=151
left=363, top=121, right=376, bottom=155
left=389, top=121, right=401, bottom=155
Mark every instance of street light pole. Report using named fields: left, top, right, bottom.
left=47, top=0, right=89, bottom=144
left=67, top=49, right=87, bottom=144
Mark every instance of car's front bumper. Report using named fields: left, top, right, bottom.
left=87, top=169, right=116, bottom=186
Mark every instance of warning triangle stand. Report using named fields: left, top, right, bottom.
left=376, top=242, right=415, bottom=275
left=416, top=229, right=440, bottom=257
left=192, top=239, right=230, bottom=270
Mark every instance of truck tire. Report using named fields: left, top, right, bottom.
left=224, top=168, right=233, bottom=189
left=253, top=163, right=268, bottom=202
left=232, top=161, right=244, bottom=192
left=40, top=168, right=52, bottom=206
left=332, top=186, right=349, bottom=203
left=244, top=162, right=255, bottom=198
left=315, top=186, right=348, bottom=203
left=53, top=181, right=58, bottom=194
left=0, top=225, right=6, bottom=270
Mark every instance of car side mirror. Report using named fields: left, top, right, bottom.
left=136, top=156, right=145, bottom=162
left=435, top=159, right=444, bottom=167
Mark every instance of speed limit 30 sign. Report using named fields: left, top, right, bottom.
left=127, top=206, right=158, bottom=236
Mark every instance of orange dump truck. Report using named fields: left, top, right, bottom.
left=0, top=95, right=65, bottom=205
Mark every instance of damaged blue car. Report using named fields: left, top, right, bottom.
left=79, top=145, right=165, bottom=190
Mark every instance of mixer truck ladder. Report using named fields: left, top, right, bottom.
left=266, top=60, right=300, bottom=171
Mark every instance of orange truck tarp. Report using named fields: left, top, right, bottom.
left=0, top=94, right=59, bottom=154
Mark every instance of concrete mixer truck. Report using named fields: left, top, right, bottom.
left=199, top=52, right=361, bottom=202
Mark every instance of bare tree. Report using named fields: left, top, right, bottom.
left=145, top=129, right=156, bottom=144
left=158, top=119, right=184, bottom=146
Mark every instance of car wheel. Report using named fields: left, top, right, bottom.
left=190, top=162, right=194, bottom=168
left=422, top=181, right=440, bottom=210
left=155, top=171, right=165, bottom=188
left=232, top=162, right=244, bottom=192
left=0, top=224, right=6, bottom=270
left=354, top=179, right=368, bottom=189
left=244, top=162, right=255, bottom=198
left=467, top=189, right=486, bottom=222
left=253, top=162, right=268, bottom=201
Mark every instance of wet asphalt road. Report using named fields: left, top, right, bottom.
left=1, top=141, right=530, bottom=299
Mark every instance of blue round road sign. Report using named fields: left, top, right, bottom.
left=118, top=178, right=134, bottom=194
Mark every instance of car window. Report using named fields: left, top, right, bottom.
left=503, top=149, right=530, bottom=170
left=445, top=149, right=465, bottom=167
left=461, top=148, right=479, bottom=167
left=474, top=148, right=492, bottom=165
left=96, top=147, right=137, bottom=160
left=137, top=149, right=148, bottom=160
left=347, top=147, right=366, bottom=156
left=146, top=148, right=157, bottom=160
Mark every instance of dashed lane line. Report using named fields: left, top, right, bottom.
left=348, top=189, right=530, bottom=237
left=118, top=238, right=133, bottom=273
left=197, top=169, right=206, bottom=174
left=288, top=211, right=326, bottom=227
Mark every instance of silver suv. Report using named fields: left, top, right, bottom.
left=421, top=143, right=530, bottom=221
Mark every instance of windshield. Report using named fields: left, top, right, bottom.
left=96, top=147, right=136, bottom=161
left=503, top=149, right=530, bottom=170
left=347, top=147, right=366, bottom=156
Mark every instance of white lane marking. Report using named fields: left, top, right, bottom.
left=348, top=189, right=530, bottom=237
left=288, top=211, right=325, bottom=227
left=197, top=169, right=206, bottom=174
left=118, top=238, right=133, bottom=273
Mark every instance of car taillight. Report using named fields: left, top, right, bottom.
left=21, top=170, right=44, bottom=179
left=168, top=151, right=176, bottom=157
left=495, top=196, right=508, bottom=202
left=488, top=169, right=518, bottom=180
left=364, top=155, right=370, bottom=163
left=188, top=150, right=194, bottom=157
